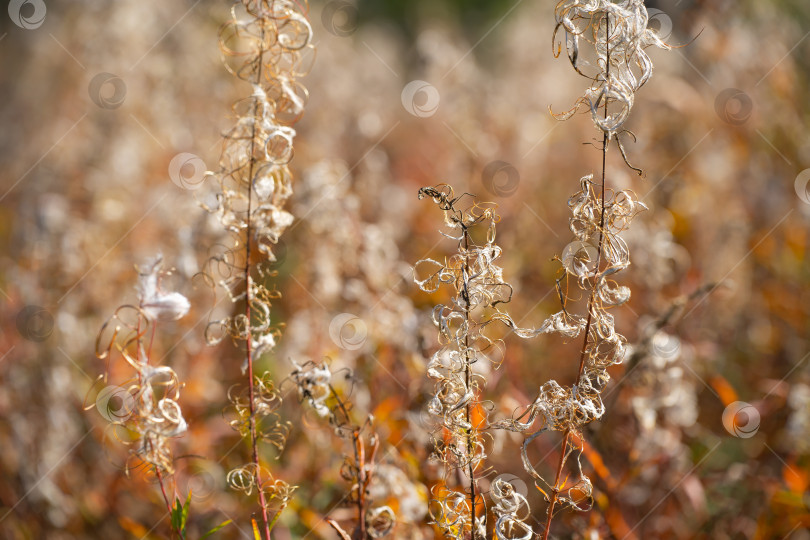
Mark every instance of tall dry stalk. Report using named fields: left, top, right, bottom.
left=495, top=2, right=671, bottom=538
left=200, top=0, right=314, bottom=536
left=415, top=186, right=542, bottom=539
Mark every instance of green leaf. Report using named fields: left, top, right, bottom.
left=180, top=491, right=191, bottom=530
left=200, top=520, right=233, bottom=539
left=170, top=494, right=190, bottom=539
left=170, top=496, right=183, bottom=532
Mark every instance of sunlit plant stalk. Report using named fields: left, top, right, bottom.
left=201, top=0, right=314, bottom=537
left=541, top=13, right=613, bottom=538
left=530, top=2, right=670, bottom=537
left=415, top=187, right=543, bottom=539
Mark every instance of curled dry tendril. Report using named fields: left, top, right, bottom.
left=552, top=0, right=671, bottom=175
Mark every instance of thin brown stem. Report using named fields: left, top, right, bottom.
left=139, top=321, right=180, bottom=540
left=542, top=13, right=611, bottom=540
left=327, top=384, right=370, bottom=539
left=541, top=428, right=571, bottom=540
left=461, top=225, right=478, bottom=539
left=354, top=431, right=368, bottom=540
left=245, top=3, right=272, bottom=538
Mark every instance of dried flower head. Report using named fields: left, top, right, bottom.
left=290, top=359, right=332, bottom=418
left=552, top=0, right=671, bottom=138
left=289, top=358, right=396, bottom=537
left=92, top=256, right=190, bottom=476
left=491, top=477, right=533, bottom=540
left=137, top=255, right=190, bottom=322
left=489, top=3, right=671, bottom=537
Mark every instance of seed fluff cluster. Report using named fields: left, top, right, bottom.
left=93, top=255, right=189, bottom=477
left=552, top=0, right=670, bottom=139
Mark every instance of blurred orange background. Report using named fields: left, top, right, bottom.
left=1, top=0, right=809, bottom=538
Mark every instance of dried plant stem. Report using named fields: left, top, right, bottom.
left=92, top=259, right=190, bottom=536
left=462, top=225, right=478, bottom=540
left=542, top=14, right=611, bottom=540
left=244, top=144, right=273, bottom=540
left=245, top=199, right=272, bottom=540
left=244, top=6, right=272, bottom=538
left=155, top=468, right=180, bottom=539
left=210, top=0, right=311, bottom=529
left=137, top=319, right=181, bottom=540
left=328, top=384, right=376, bottom=539
left=353, top=430, right=368, bottom=540
left=416, top=186, right=531, bottom=537
left=541, top=429, right=570, bottom=540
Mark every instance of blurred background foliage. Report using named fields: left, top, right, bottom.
left=1, top=0, right=810, bottom=539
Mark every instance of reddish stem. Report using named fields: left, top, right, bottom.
left=139, top=316, right=179, bottom=539
left=244, top=2, right=272, bottom=538
left=542, top=13, right=611, bottom=540
left=156, top=459, right=181, bottom=539
left=353, top=430, right=367, bottom=540
left=329, top=385, right=372, bottom=539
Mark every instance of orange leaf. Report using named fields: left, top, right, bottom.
left=471, top=402, right=487, bottom=430
left=118, top=516, right=150, bottom=539
left=372, top=396, right=401, bottom=421
left=582, top=441, right=616, bottom=491
left=783, top=461, right=809, bottom=493
left=583, top=443, right=633, bottom=538
left=605, top=505, right=636, bottom=540
left=710, top=374, right=738, bottom=407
